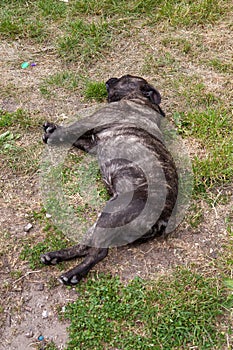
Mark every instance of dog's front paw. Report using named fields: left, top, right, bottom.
left=42, top=122, right=59, bottom=144
left=41, top=252, right=62, bottom=265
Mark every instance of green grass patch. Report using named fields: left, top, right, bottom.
left=149, top=0, right=226, bottom=26
left=173, top=109, right=233, bottom=194
left=0, top=0, right=229, bottom=52
left=63, top=269, right=230, bottom=349
left=20, top=223, right=68, bottom=269
left=0, top=109, right=44, bottom=131
left=0, top=109, right=44, bottom=174
left=0, top=1, right=46, bottom=40
left=40, top=72, right=108, bottom=102
left=83, top=81, right=107, bottom=102
left=0, top=109, right=41, bottom=129
left=57, top=19, right=111, bottom=63
left=37, top=0, right=68, bottom=20
left=209, top=58, right=233, bottom=73
left=40, top=71, right=82, bottom=97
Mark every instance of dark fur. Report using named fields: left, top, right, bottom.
left=41, top=75, right=178, bottom=285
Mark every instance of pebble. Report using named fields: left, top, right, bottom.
left=42, top=310, right=48, bottom=319
left=25, top=330, right=34, bottom=338
left=6, top=314, right=11, bottom=327
left=36, top=283, right=45, bottom=291
left=24, top=223, right=33, bottom=232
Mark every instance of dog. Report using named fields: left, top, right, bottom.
left=41, top=75, right=178, bottom=285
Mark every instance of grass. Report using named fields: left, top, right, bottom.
left=57, top=19, right=112, bottom=63
left=20, top=214, right=69, bottom=270
left=208, top=58, right=233, bottom=73
left=83, top=81, right=108, bottom=102
left=0, top=109, right=44, bottom=174
left=0, top=1, right=230, bottom=63
left=173, top=109, right=233, bottom=194
left=0, top=109, right=42, bottom=129
left=63, top=269, right=231, bottom=349
left=40, top=73, right=107, bottom=102
left=1, top=0, right=233, bottom=349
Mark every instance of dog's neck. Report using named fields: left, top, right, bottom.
left=121, top=94, right=165, bottom=117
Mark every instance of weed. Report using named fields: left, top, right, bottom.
left=83, top=81, right=107, bottom=102
left=0, top=130, right=20, bottom=151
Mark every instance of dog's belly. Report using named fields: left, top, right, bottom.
left=88, top=126, right=179, bottom=246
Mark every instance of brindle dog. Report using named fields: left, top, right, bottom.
left=41, top=75, right=178, bottom=285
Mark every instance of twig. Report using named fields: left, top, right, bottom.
left=13, top=270, right=42, bottom=284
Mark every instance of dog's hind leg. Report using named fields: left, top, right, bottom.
left=58, top=247, right=108, bottom=285
left=41, top=244, right=90, bottom=266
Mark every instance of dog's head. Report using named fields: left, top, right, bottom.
left=105, top=75, right=165, bottom=116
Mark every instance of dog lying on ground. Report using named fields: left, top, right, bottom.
left=41, top=75, right=178, bottom=285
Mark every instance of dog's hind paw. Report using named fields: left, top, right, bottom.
left=58, top=273, right=82, bottom=286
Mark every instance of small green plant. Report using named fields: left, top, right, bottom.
left=0, top=131, right=20, bottom=152
left=83, top=81, right=107, bottom=102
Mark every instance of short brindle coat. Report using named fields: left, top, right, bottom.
left=41, top=75, right=178, bottom=285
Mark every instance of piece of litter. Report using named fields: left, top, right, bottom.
left=42, top=310, right=48, bottom=319
left=24, top=223, right=33, bottom=232
left=38, top=335, right=44, bottom=341
left=62, top=306, right=66, bottom=313
left=21, top=62, right=29, bottom=69
left=31, top=62, right=36, bottom=67
left=46, top=213, right=52, bottom=218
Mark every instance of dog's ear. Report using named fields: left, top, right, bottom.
left=105, top=78, right=119, bottom=91
left=141, top=83, right=162, bottom=105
